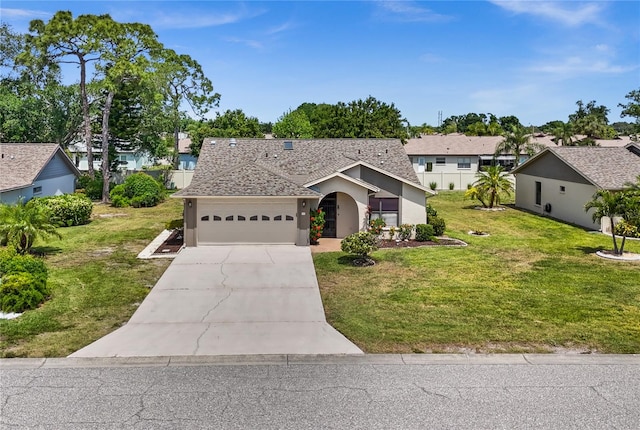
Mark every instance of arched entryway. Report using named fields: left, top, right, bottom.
left=319, top=192, right=359, bottom=238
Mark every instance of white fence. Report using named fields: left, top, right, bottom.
left=168, top=170, right=194, bottom=189
left=416, top=172, right=515, bottom=191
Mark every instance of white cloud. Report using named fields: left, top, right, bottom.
left=531, top=57, right=636, bottom=75
left=265, top=21, right=295, bottom=36
left=490, top=1, right=604, bottom=26
left=224, top=37, right=264, bottom=50
left=0, top=8, right=50, bottom=20
left=111, top=5, right=266, bottom=30
left=375, top=1, right=453, bottom=23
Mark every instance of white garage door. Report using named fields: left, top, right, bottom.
left=197, top=199, right=298, bottom=244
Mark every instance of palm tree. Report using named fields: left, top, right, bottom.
left=585, top=190, right=625, bottom=255
left=472, top=165, right=514, bottom=208
left=495, top=126, right=531, bottom=167
left=552, top=122, right=575, bottom=146
left=0, top=200, right=61, bottom=254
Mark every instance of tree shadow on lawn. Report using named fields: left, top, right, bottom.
left=30, top=246, right=63, bottom=256
left=337, top=255, right=361, bottom=266
left=574, top=245, right=602, bottom=255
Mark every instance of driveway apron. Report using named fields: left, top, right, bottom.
left=70, top=246, right=362, bottom=357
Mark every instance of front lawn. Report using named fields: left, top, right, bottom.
left=0, top=198, right=183, bottom=357
left=315, top=192, right=640, bottom=353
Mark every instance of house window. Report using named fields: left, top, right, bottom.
left=369, top=197, right=399, bottom=227
left=286, top=215, right=294, bottom=221
left=33, top=186, right=42, bottom=195
left=426, top=162, right=433, bottom=172
left=213, top=215, right=222, bottom=221
left=457, top=158, right=471, bottom=169
left=200, top=215, right=210, bottom=221
left=559, top=185, right=566, bottom=193
left=237, top=215, right=246, bottom=221
left=250, top=215, right=258, bottom=221
left=435, top=157, right=446, bottom=166
left=225, top=215, right=234, bottom=221
left=274, top=215, right=282, bottom=221
left=417, top=157, right=426, bottom=173
left=535, top=181, right=542, bottom=205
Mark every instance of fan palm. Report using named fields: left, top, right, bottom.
left=584, top=190, right=625, bottom=255
left=472, top=165, right=514, bottom=208
left=0, top=200, right=61, bottom=254
left=495, top=126, right=531, bottom=167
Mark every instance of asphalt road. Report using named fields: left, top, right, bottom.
left=1, top=354, right=639, bottom=429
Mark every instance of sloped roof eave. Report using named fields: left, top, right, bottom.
left=338, top=160, right=435, bottom=194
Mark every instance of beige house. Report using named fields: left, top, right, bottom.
left=404, top=133, right=634, bottom=191
left=511, top=144, right=640, bottom=230
left=174, top=138, right=433, bottom=246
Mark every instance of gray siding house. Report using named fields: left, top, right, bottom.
left=0, top=143, right=80, bottom=204
left=174, top=138, right=433, bottom=246
left=511, top=144, right=640, bottom=230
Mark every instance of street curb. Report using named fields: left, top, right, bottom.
left=1, top=353, right=639, bottom=369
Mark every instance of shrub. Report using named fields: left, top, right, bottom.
left=310, top=208, right=325, bottom=244
left=449, top=182, right=455, bottom=190
left=368, top=218, right=386, bottom=236
left=615, top=220, right=640, bottom=238
left=77, top=174, right=110, bottom=201
left=426, top=204, right=438, bottom=218
left=27, top=194, right=93, bottom=227
left=109, top=173, right=165, bottom=208
left=341, top=232, right=378, bottom=258
left=398, top=224, right=414, bottom=241
left=429, top=181, right=437, bottom=190
left=415, top=224, right=435, bottom=242
left=0, top=273, right=46, bottom=313
left=0, top=250, right=49, bottom=313
left=388, top=226, right=396, bottom=240
left=429, top=216, right=446, bottom=236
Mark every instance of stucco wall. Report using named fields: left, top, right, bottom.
left=401, top=183, right=427, bottom=226
left=314, top=177, right=370, bottom=234
left=336, top=192, right=359, bottom=237
left=515, top=173, right=599, bottom=230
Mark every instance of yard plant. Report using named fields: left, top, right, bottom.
left=0, top=198, right=182, bottom=357
left=315, top=191, right=640, bottom=354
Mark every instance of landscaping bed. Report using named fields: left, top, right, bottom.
left=377, top=238, right=466, bottom=249
left=315, top=191, right=640, bottom=354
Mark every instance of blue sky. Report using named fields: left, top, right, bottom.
left=2, top=1, right=639, bottom=127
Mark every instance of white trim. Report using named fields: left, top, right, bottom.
left=337, top=160, right=435, bottom=194
left=304, top=172, right=380, bottom=192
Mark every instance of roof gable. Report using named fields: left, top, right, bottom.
left=513, top=146, right=640, bottom=190
left=0, top=143, right=79, bottom=193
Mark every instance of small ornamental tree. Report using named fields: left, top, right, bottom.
left=310, top=207, right=325, bottom=244
left=341, top=231, right=378, bottom=266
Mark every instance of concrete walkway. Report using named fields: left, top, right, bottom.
left=70, top=246, right=362, bottom=357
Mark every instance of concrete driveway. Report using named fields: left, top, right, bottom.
left=70, top=246, right=362, bottom=357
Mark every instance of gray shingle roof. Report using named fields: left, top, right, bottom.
left=176, top=138, right=422, bottom=197
left=515, top=146, right=640, bottom=190
left=0, top=143, right=74, bottom=192
left=404, top=134, right=634, bottom=156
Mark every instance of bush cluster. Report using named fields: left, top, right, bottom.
left=110, top=173, right=165, bottom=208
left=397, top=224, right=414, bottom=241
left=77, top=174, right=111, bottom=201
left=0, top=249, right=49, bottom=313
left=428, top=216, right=446, bottom=236
left=415, top=224, right=435, bottom=242
left=27, top=194, right=93, bottom=227
left=341, top=232, right=378, bottom=257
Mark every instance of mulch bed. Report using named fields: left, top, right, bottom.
left=377, top=238, right=466, bottom=248
left=153, top=229, right=184, bottom=254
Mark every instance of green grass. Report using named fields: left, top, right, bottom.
left=315, top=192, right=640, bottom=354
left=0, top=198, right=183, bottom=357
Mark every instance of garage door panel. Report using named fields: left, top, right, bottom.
left=197, top=200, right=297, bottom=244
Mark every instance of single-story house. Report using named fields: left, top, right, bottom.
left=0, top=143, right=80, bottom=204
left=404, top=133, right=634, bottom=190
left=174, top=138, right=434, bottom=246
left=177, top=137, right=197, bottom=170
left=68, top=142, right=153, bottom=172
left=511, top=143, right=640, bottom=230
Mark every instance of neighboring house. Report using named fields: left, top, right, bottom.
left=68, top=142, right=153, bottom=172
left=404, top=134, right=634, bottom=190
left=174, top=138, right=434, bottom=246
left=177, top=137, right=197, bottom=170
left=511, top=144, right=640, bottom=230
left=0, top=143, right=80, bottom=204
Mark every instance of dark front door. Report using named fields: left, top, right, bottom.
left=319, top=192, right=337, bottom=238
